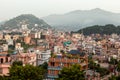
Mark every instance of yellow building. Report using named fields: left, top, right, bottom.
left=4, top=34, right=11, bottom=40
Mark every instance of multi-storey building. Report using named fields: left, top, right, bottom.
left=11, top=52, right=36, bottom=66
left=0, top=51, right=11, bottom=76
left=0, top=33, right=3, bottom=40
left=95, top=45, right=102, bottom=55
left=4, top=34, right=11, bottom=40
left=47, top=52, right=88, bottom=79
left=36, top=50, right=51, bottom=66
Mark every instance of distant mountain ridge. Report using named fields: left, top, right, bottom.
left=1, top=14, right=51, bottom=30
left=42, top=8, right=120, bottom=31
left=77, top=24, right=120, bottom=35
left=0, top=21, right=4, bottom=26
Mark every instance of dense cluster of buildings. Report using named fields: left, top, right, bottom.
left=0, top=24, right=120, bottom=79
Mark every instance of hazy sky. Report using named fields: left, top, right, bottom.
left=0, top=0, right=120, bottom=21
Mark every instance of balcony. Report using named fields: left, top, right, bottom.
left=48, top=66, right=62, bottom=70
left=0, top=63, right=10, bottom=68
left=50, top=58, right=82, bottom=63
left=47, top=74, right=58, bottom=78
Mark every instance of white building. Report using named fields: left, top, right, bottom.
left=6, top=39, right=13, bottom=45
left=54, top=46, right=60, bottom=53
left=21, top=24, right=28, bottom=30
left=2, top=44, right=8, bottom=51
left=36, top=50, right=51, bottom=66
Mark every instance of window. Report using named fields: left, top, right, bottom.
left=0, top=58, right=3, bottom=63
left=6, top=57, right=8, bottom=62
left=0, top=68, right=2, bottom=74
left=51, top=62, right=55, bottom=66
left=50, top=70, right=54, bottom=74
left=39, top=55, right=41, bottom=58
left=32, top=62, right=34, bottom=65
left=41, top=54, right=43, bottom=58
left=60, top=62, right=64, bottom=66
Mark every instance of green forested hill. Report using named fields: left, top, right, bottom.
left=77, top=24, right=120, bottom=35
left=1, top=14, right=51, bottom=30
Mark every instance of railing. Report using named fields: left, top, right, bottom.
left=49, top=58, right=87, bottom=63
left=47, top=74, right=58, bottom=78
left=48, top=66, right=62, bottom=70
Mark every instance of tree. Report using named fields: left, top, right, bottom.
left=109, top=75, right=117, bottom=80
left=77, top=24, right=118, bottom=35
left=116, top=61, right=120, bottom=72
left=21, top=42, right=35, bottom=53
left=12, top=61, right=23, bottom=66
left=109, top=58, right=118, bottom=65
left=95, top=67, right=109, bottom=77
left=22, top=65, right=44, bottom=80
left=88, top=60, right=109, bottom=77
left=109, top=75, right=120, bottom=80
left=58, top=64, right=85, bottom=80
left=39, top=62, right=48, bottom=70
left=39, top=62, right=48, bottom=78
left=9, top=61, right=45, bottom=80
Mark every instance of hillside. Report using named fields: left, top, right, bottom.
left=77, top=24, right=120, bottom=35
left=1, top=14, right=51, bottom=30
left=42, top=8, right=120, bottom=31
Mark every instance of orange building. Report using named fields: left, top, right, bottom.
left=24, top=36, right=31, bottom=44
left=47, top=52, right=88, bottom=79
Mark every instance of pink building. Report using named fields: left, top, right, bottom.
left=0, top=51, right=11, bottom=76
left=11, top=52, right=36, bottom=66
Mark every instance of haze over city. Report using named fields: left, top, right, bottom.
left=0, top=0, right=120, bottom=21
left=1, top=0, right=120, bottom=80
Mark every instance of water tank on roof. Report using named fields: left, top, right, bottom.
left=13, top=51, right=17, bottom=55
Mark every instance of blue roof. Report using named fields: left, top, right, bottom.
left=69, top=50, right=80, bottom=54
left=69, top=50, right=85, bottom=56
